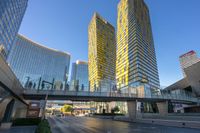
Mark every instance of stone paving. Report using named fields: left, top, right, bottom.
left=0, top=126, right=36, bottom=133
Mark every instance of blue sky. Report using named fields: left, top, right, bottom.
left=19, top=0, right=200, bottom=87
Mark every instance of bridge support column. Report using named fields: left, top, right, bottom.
left=0, top=97, right=28, bottom=129
left=0, top=97, right=13, bottom=122
left=0, top=98, right=15, bottom=129
left=157, top=101, right=168, bottom=116
left=12, top=100, right=28, bottom=119
left=127, top=101, right=137, bottom=120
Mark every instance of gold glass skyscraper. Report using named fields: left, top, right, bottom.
left=88, top=13, right=116, bottom=92
left=116, top=0, right=160, bottom=89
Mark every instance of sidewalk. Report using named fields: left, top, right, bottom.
left=0, top=126, right=36, bottom=133
left=114, top=116, right=200, bottom=129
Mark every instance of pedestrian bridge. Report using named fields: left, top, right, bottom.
left=23, top=89, right=198, bottom=104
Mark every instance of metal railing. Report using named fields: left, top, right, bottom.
left=23, top=89, right=198, bottom=102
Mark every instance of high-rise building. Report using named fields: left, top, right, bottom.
left=7, top=34, right=70, bottom=90
left=179, top=50, right=199, bottom=77
left=116, top=0, right=160, bottom=90
left=0, top=0, right=28, bottom=59
left=88, top=13, right=116, bottom=92
left=70, top=60, right=88, bottom=91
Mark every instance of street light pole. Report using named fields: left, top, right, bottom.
left=25, top=76, right=30, bottom=88
left=37, top=77, right=42, bottom=92
left=41, top=78, right=54, bottom=119
left=42, top=91, right=48, bottom=120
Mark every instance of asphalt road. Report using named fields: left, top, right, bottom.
left=48, top=116, right=200, bottom=133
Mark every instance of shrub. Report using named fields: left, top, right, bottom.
left=12, top=118, right=41, bottom=126
left=94, top=113, right=124, bottom=116
left=35, top=119, right=51, bottom=133
left=111, top=106, right=120, bottom=114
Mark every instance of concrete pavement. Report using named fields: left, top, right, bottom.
left=0, top=126, right=36, bottom=133
left=48, top=116, right=200, bottom=133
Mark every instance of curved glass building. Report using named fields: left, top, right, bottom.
left=0, top=0, right=28, bottom=59
left=7, top=34, right=70, bottom=90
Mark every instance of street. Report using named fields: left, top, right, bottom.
left=48, top=116, right=200, bottom=133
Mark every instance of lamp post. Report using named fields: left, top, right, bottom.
left=42, top=91, right=48, bottom=119
left=41, top=78, right=54, bottom=119
left=25, top=76, right=30, bottom=88
left=37, top=77, right=42, bottom=92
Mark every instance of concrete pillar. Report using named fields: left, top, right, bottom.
left=0, top=97, right=12, bottom=121
left=0, top=97, right=28, bottom=129
left=127, top=101, right=137, bottom=120
left=14, top=107, right=27, bottom=118
left=0, top=98, right=15, bottom=129
left=157, top=101, right=168, bottom=116
left=13, top=100, right=28, bottom=119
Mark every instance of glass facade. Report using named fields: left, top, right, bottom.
left=116, top=0, right=160, bottom=89
left=0, top=0, right=28, bottom=59
left=70, top=60, right=89, bottom=91
left=7, top=34, right=70, bottom=90
left=88, top=13, right=116, bottom=92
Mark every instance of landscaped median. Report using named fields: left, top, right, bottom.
left=92, top=113, right=125, bottom=119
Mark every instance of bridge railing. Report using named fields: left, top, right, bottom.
left=152, top=93, right=197, bottom=102
left=23, top=89, right=198, bottom=102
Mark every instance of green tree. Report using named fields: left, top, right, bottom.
left=62, top=105, right=73, bottom=113
left=111, top=106, right=120, bottom=114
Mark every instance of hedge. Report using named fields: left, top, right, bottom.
left=35, top=119, right=51, bottom=133
left=12, top=118, right=41, bottom=126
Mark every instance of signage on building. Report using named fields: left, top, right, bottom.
left=180, top=50, right=196, bottom=58
left=26, top=102, right=40, bottom=118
